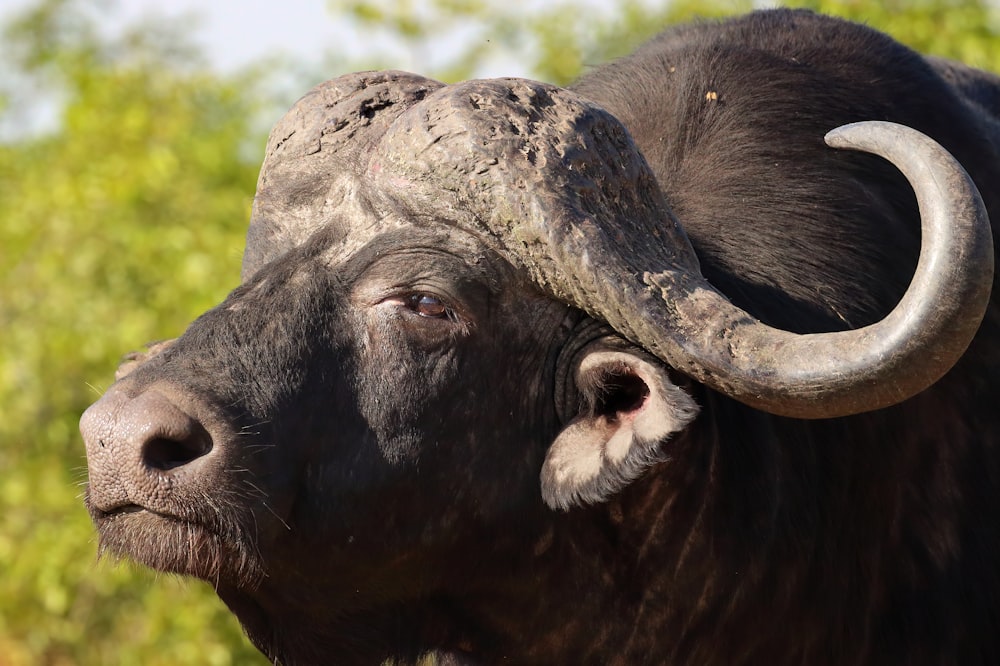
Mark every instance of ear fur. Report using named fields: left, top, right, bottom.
left=541, top=345, right=699, bottom=510
left=115, top=338, right=176, bottom=381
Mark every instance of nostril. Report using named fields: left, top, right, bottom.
left=142, top=431, right=211, bottom=471
left=84, top=387, right=222, bottom=513
left=122, top=390, right=214, bottom=473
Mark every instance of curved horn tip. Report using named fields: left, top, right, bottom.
left=644, top=120, right=992, bottom=419
left=823, top=120, right=896, bottom=150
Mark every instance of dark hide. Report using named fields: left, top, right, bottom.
left=571, top=9, right=1000, bottom=333
left=81, top=9, right=1000, bottom=665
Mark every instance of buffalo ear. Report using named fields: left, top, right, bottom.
left=541, top=346, right=699, bottom=510
left=115, top=339, right=176, bottom=381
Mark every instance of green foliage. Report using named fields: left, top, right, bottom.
left=329, top=0, right=998, bottom=85
left=2, top=0, right=998, bottom=663
left=790, top=0, right=1000, bottom=72
left=0, top=0, right=267, bottom=663
left=330, top=0, right=754, bottom=84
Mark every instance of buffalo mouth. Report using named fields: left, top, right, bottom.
left=87, top=492, right=264, bottom=588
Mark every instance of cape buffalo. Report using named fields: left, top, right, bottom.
left=80, top=9, right=1000, bottom=665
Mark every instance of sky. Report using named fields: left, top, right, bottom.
left=0, top=0, right=540, bottom=138
left=111, top=0, right=350, bottom=74
left=0, top=0, right=622, bottom=77
left=2, top=0, right=356, bottom=73
left=0, top=0, right=645, bottom=139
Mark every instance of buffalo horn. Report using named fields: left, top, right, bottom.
left=370, top=79, right=993, bottom=418
left=253, top=75, right=993, bottom=419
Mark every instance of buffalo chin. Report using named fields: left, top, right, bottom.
left=90, top=506, right=264, bottom=588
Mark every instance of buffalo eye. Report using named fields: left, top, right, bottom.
left=407, top=294, right=451, bottom=319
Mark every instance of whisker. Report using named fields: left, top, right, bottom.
left=243, top=443, right=277, bottom=458
left=241, top=479, right=268, bottom=498
left=84, top=381, right=106, bottom=396
left=261, top=501, right=292, bottom=531
left=239, top=420, right=272, bottom=431
left=238, top=478, right=292, bottom=531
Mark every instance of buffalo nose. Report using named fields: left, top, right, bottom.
left=81, top=387, right=214, bottom=512
left=134, top=398, right=211, bottom=472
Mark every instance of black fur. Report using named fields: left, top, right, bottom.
left=573, top=9, right=1000, bottom=332
left=82, top=9, right=1000, bottom=665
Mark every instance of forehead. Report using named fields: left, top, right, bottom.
left=243, top=218, right=509, bottom=302
left=318, top=223, right=501, bottom=280
left=240, top=71, right=611, bottom=285
left=245, top=159, right=500, bottom=278
left=241, top=72, right=446, bottom=283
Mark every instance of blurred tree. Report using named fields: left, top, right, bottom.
left=1, top=0, right=997, bottom=663
left=0, top=0, right=268, bottom=663
left=797, top=0, right=1000, bottom=72
left=329, top=0, right=753, bottom=84
left=329, top=0, right=999, bottom=84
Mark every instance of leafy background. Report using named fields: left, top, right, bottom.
left=1, top=0, right=997, bottom=663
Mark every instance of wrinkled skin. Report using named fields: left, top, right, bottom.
left=82, top=9, right=1000, bottom=665
left=85, top=225, right=588, bottom=662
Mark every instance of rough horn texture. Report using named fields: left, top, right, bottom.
left=243, top=71, right=445, bottom=281
left=248, top=73, right=991, bottom=417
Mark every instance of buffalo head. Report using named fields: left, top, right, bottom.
left=80, top=68, right=992, bottom=663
